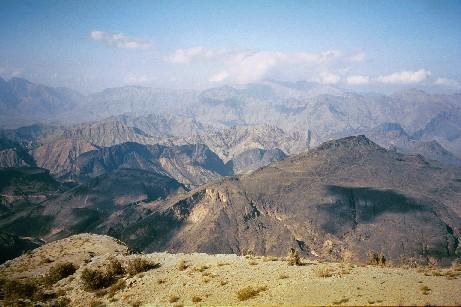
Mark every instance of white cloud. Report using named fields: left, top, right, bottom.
left=166, top=47, right=222, bottom=63
left=89, top=30, right=151, bottom=50
left=376, top=69, right=431, bottom=84
left=166, top=47, right=354, bottom=84
left=434, top=77, right=460, bottom=89
left=209, top=70, right=229, bottom=83
left=319, top=72, right=341, bottom=84
left=346, top=75, right=370, bottom=85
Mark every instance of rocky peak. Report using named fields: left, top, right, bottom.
left=316, top=135, right=382, bottom=151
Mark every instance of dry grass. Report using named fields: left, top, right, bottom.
left=262, top=256, right=279, bottom=262
left=278, top=273, right=289, bottom=279
left=108, top=279, right=126, bottom=298
left=217, top=262, right=230, bottom=266
left=236, top=285, right=268, bottom=301
left=127, top=258, right=159, bottom=276
left=193, top=265, right=210, bottom=272
left=367, top=250, right=386, bottom=266
left=177, top=259, right=188, bottom=271
left=45, top=262, right=78, bottom=285
left=287, top=248, right=302, bottom=266
left=248, top=260, right=258, bottom=265
left=314, top=265, right=336, bottom=278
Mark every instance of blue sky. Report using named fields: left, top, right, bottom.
left=1, top=0, right=460, bottom=93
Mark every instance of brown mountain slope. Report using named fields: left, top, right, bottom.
left=121, top=135, right=461, bottom=265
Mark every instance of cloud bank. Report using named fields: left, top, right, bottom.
left=376, top=69, right=431, bottom=84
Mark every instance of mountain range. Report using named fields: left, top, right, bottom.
left=1, top=77, right=461, bottom=265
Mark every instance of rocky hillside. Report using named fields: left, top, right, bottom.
left=118, top=136, right=461, bottom=265
left=0, top=138, right=36, bottom=168
left=1, top=234, right=460, bottom=306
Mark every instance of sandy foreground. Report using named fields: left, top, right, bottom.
left=1, top=234, right=460, bottom=306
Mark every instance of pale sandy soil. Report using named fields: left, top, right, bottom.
left=1, top=234, right=460, bottom=306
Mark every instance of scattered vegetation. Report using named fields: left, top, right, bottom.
left=108, top=279, right=126, bottom=298
left=248, top=259, right=258, bottom=265
left=287, top=248, right=302, bottom=266
left=107, top=257, right=125, bottom=277
left=217, top=262, right=230, bottom=266
left=177, top=259, right=189, bottom=271
left=332, top=297, right=350, bottom=305
left=314, top=265, right=336, bottom=278
left=45, top=262, right=78, bottom=285
left=81, top=267, right=115, bottom=290
left=420, top=285, right=431, bottom=295
left=193, top=264, right=210, bottom=272
left=367, top=250, right=386, bottom=266
left=127, top=257, right=159, bottom=276
left=236, top=285, right=268, bottom=301
left=2, top=278, right=42, bottom=302
left=191, top=295, right=202, bottom=303
left=169, top=295, right=180, bottom=303
left=220, top=280, right=228, bottom=286
left=262, top=256, right=279, bottom=262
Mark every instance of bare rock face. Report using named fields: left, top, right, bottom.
left=0, top=138, right=35, bottom=168
left=121, top=135, right=461, bottom=265
left=76, top=142, right=232, bottom=187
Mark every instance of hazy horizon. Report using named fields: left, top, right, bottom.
left=1, top=0, right=461, bottom=94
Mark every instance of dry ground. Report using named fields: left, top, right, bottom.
left=1, top=234, right=460, bottom=306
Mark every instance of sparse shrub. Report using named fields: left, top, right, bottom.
left=241, top=248, right=255, bottom=257
left=127, top=258, right=159, bottom=276
left=193, top=265, right=209, bottom=273
left=107, top=257, right=125, bottom=277
left=420, top=285, right=431, bottom=295
left=332, top=297, right=349, bottom=305
left=50, top=296, right=71, bottom=307
left=89, top=299, right=104, bottom=307
left=45, top=262, right=78, bottom=285
left=341, top=249, right=353, bottom=263
left=314, top=265, right=335, bottom=278
left=220, top=280, right=228, bottom=286
left=287, top=248, right=302, bottom=266
left=81, top=267, right=114, bottom=290
left=2, top=278, right=39, bottom=301
left=192, top=295, right=202, bottom=303
left=177, top=259, right=188, bottom=271
left=237, top=286, right=267, bottom=301
left=108, top=279, right=126, bottom=298
left=169, top=295, right=180, bottom=303
left=217, top=262, right=230, bottom=266
left=367, top=250, right=386, bottom=266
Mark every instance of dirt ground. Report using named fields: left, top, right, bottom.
left=2, top=234, right=460, bottom=306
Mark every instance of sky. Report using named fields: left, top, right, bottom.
left=1, top=0, right=460, bottom=93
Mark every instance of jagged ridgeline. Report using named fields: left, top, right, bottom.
left=2, top=135, right=459, bottom=265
